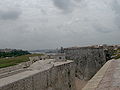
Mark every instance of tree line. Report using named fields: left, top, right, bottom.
left=0, top=50, right=30, bottom=58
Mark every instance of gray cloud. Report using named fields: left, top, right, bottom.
left=112, top=0, right=120, bottom=15
left=111, top=0, right=120, bottom=28
left=0, top=0, right=120, bottom=50
left=52, top=0, right=75, bottom=13
left=94, top=25, right=113, bottom=33
left=0, top=9, right=22, bottom=20
left=74, top=0, right=82, bottom=3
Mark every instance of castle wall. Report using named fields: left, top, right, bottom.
left=64, top=47, right=106, bottom=80
left=0, top=56, right=43, bottom=75
left=0, top=61, right=32, bottom=74
left=0, top=60, right=76, bottom=90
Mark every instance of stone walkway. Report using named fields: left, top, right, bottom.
left=75, top=78, right=87, bottom=90
left=82, top=59, right=120, bottom=90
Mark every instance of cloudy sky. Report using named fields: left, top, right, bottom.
left=0, top=0, right=120, bottom=50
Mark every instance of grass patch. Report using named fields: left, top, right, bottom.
left=114, top=54, right=120, bottom=59
left=0, top=54, right=43, bottom=69
left=112, top=48, right=120, bottom=60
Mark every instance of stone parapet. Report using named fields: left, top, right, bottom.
left=0, top=60, right=76, bottom=90
left=82, top=59, right=120, bottom=90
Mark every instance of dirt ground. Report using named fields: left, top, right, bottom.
left=75, top=77, right=88, bottom=90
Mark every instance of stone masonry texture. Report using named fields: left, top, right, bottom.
left=0, top=60, right=76, bottom=90
left=64, top=47, right=106, bottom=80
left=83, top=59, right=120, bottom=90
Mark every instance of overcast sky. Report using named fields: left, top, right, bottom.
left=0, top=0, right=120, bottom=50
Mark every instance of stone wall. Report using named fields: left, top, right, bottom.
left=0, top=60, right=76, bottom=90
left=0, top=61, right=32, bottom=75
left=82, top=60, right=113, bottom=90
left=0, top=56, right=43, bottom=75
left=64, top=47, right=106, bottom=80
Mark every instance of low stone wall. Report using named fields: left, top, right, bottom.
left=64, top=47, right=106, bottom=80
left=0, top=56, right=44, bottom=75
left=0, top=60, right=76, bottom=90
left=0, top=61, right=33, bottom=75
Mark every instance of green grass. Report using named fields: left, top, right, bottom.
left=114, top=54, right=120, bottom=59
left=113, top=49, right=120, bottom=60
left=0, top=54, right=43, bottom=69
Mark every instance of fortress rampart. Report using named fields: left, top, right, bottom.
left=64, top=47, right=106, bottom=80
left=0, top=46, right=116, bottom=90
left=0, top=60, right=76, bottom=90
left=83, top=59, right=120, bottom=90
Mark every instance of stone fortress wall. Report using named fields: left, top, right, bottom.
left=0, top=61, right=34, bottom=79
left=83, top=59, right=120, bottom=90
left=0, top=61, right=32, bottom=75
left=0, top=55, right=47, bottom=78
left=64, top=47, right=106, bottom=80
left=0, top=59, right=76, bottom=90
left=0, top=46, right=108, bottom=90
